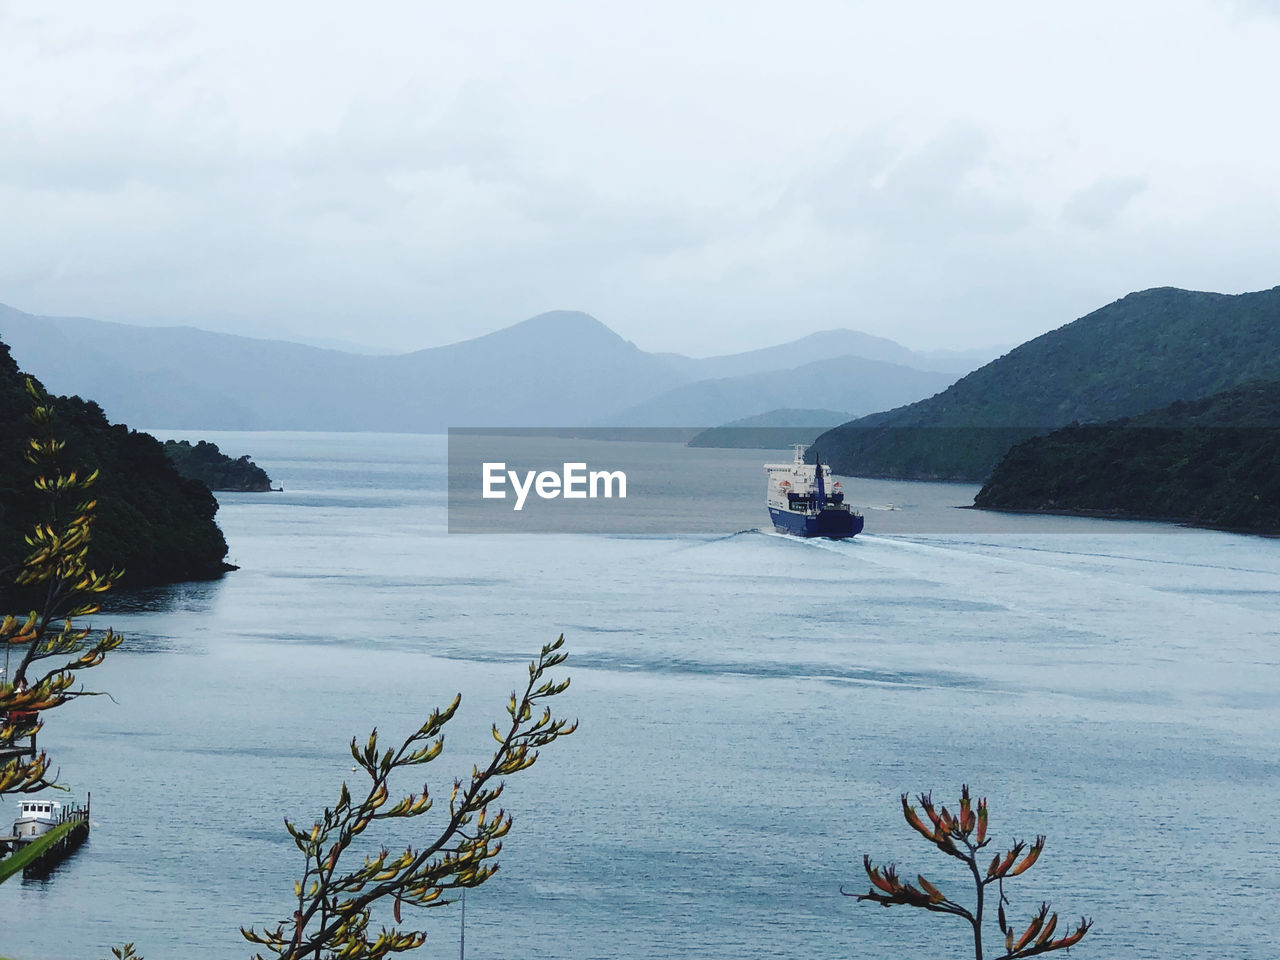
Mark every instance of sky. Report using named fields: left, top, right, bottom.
left=2, top=0, right=1279, bottom=356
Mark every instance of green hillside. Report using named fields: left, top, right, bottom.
left=163, top=439, right=274, bottom=492
left=973, top=380, right=1280, bottom=532
left=813, top=286, right=1280, bottom=480
left=0, top=340, right=233, bottom=588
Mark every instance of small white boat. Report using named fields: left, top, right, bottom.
left=14, top=798, right=64, bottom=839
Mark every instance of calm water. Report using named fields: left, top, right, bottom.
left=4, top=432, right=1279, bottom=960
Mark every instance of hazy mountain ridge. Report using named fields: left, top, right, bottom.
left=651, top=328, right=921, bottom=378
left=607, top=356, right=953, bottom=427
left=699, top=408, right=854, bottom=429
left=656, top=330, right=1001, bottom=379
left=0, top=303, right=975, bottom=431
left=372, top=311, right=690, bottom=428
left=0, top=305, right=367, bottom=429
left=813, top=286, right=1280, bottom=480
left=686, top=408, right=854, bottom=449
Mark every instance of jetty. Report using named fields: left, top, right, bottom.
left=0, top=726, right=36, bottom=764
left=0, top=795, right=91, bottom=882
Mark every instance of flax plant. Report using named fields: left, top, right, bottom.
left=846, top=785, right=1092, bottom=960
left=242, top=636, right=576, bottom=960
left=0, top=378, right=122, bottom=798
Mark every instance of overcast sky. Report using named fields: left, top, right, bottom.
left=2, top=1, right=1279, bottom=356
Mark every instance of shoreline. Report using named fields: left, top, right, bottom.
left=967, top=503, right=1280, bottom=538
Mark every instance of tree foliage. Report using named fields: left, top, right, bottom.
left=975, top=379, right=1280, bottom=531
left=815, top=285, right=1280, bottom=481
left=242, top=636, right=576, bottom=960
left=1, top=375, right=576, bottom=960
left=0, top=338, right=231, bottom=587
left=846, top=786, right=1091, bottom=960
left=163, top=439, right=274, bottom=492
left=0, top=378, right=123, bottom=797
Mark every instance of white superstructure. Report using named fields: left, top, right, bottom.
left=763, top=444, right=843, bottom=510
left=14, top=798, right=64, bottom=838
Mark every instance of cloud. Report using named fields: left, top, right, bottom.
left=794, top=126, right=1033, bottom=243
left=1223, top=0, right=1280, bottom=18
left=1, top=0, right=1279, bottom=357
left=1062, top=176, right=1148, bottom=230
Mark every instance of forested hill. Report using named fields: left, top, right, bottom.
left=973, top=380, right=1280, bottom=532
left=163, top=440, right=274, bottom=492
left=0, top=340, right=233, bottom=588
left=812, top=286, right=1280, bottom=480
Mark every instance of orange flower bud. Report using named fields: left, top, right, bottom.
left=1010, top=836, right=1045, bottom=876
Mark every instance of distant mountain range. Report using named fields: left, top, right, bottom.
left=686, top=409, right=853, bottom=449
left=813, top=286, right=1280, bottom=480
left=0, top=304, right=987, bottom=431
left=654, top=329, right=995, bottom=379
left=608, top=356, right=954, bottom=427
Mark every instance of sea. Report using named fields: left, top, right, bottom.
left=3, top=432, right=1278, bottom=960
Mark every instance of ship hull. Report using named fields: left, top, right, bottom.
left=769, top=507, right=863, bottom=539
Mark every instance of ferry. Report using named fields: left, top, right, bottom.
left=765, top=445, right=863, bottom=538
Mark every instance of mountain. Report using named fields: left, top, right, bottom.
left=0, top=303, right=989, bottom=432
left=0, top=341, right=232, bottom=588
left=605, top=356, right=954, bottom=427
left=973, top=380, right=1280, bottom=532
left=0, top=306, right=688, bottom=430
left=0, top=304, right=357, bottom=429
left=812, top=286, right=1280, bottom=480
left=656, top=329, right=918, bottom=377
left=656, top=329, right=1002, bottom=379
left=371, top=311, right=687, bottom=428
left=686, top=408, right=854, bottom=449
left=912, top=345, right=1012, bottom=374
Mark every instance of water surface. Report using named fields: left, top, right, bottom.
left=4, top=432, right=1277, bottom=960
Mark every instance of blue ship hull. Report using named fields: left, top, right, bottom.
left=769, top=506, right=863, bottom=539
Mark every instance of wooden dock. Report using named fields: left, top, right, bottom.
left=0, top=795, right=90, bottom=883
left=0, top=730, right=37, bottom=762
